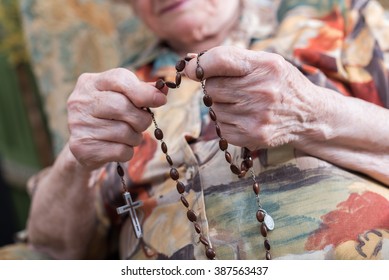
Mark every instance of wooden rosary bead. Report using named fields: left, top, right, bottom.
left=166, top=155, right=173, bottom=166
left=175, top=72, right=182, bottom=87
left=264, top=239, right=271, bottom=251
left=242, top=147, right=250, bottom=159
left=165, top=81, right=177, bottom=89
left=215, top=124, right=222, bottom=138
left=194, top=223, right=201, bottom=234
left=203, top=94, right=213, bottom=107
left=230, top=164, right=241, bottom=175
left=175, top=59, right=186, bottom=72
left=238, top=170, right=247, bottom=178
left=176, top=181, right=185, bottom=194
left=154, top=128, right=164, bottom=140
left=256, top=210, right=265, bottom=223
left=219, top=138, right=228, bottom=151
left=253, top=182, right=260, bottom=195
left=241, top=161, right=248, bottom=172
left=206, top=248, right=216, bottom=260
left=181, top=195, right=189, bottom=208
left=155, top=79, right=165, bottom=90
left=199, top=235, right=209, bottom=247
left=161, top=142, right=168, bottom=154
left=266, top=251, right=272, bottom=260
left=244, top=157, right=253, bottom=169
left=224, top=151, right=232, bottom=163
left=170, top=168, right=180, bottom=180
left=117, top=164, right=124, bottom=177
left=260, top=223, right=268, bottom=237
left=187, top=210, right=197, bottom=222
left=209, top=108, right=217, bottom=121
left=196, top=65, right=204, bottom=80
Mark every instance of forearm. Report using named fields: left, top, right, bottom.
left=27, top=143, right=99, bottom=259
left=292, top=85, right=389, bottom=185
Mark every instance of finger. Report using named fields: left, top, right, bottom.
left=94, top=68, right=167, bottom=108
left=184, top=46, right=256, bottom=80
left=70, top=117, right=144, bottom=148
left=184, top=47, right=285, bottom=81
left=147, top=81, right=169, bottom=95
left=69, top=138, right=134, bottom=169
left=90, top=91, right=152, bottom=133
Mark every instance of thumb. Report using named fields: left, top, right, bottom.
left=184, top=46, right=258, bottom=80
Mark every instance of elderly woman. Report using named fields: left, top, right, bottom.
left=8, top=0, right=389, bottom=260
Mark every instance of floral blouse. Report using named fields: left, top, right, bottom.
left=88, top=0, right=389, bottom=260
left=7, top=0, right=387, bottom=261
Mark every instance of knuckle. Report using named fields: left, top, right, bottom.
left=268, top=53, right=286, bottom=76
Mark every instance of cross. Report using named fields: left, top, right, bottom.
left=116, top=191, right=143, bottom=238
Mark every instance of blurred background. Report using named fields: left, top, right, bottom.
left=0, top=0, right=388, bottom=248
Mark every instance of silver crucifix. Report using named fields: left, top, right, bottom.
left=116, top=191, right=143, bottom=238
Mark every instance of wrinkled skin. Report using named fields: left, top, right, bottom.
left=26, top=1, right=389, bottom=259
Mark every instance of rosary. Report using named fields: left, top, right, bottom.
left=115, top=51, right=274, bottom=260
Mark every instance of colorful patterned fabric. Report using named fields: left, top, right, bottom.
left=7, top=0, right=389, bottom=260
left=19, top=0, right=154, bottom=155
left=90, top=0, right=389, bottom=260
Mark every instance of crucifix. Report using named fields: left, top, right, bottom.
left=116, top=191, right=143, bottom=239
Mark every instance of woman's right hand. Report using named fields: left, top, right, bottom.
left=67, top=68, right=167, bottom=171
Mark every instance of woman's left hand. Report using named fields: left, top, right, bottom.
left=185, top=46, right=389, bottom=185
left=185, top=46, right=322, bottom=151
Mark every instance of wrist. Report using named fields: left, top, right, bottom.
left=289, top=84, right=339, bottom=148
left=54, top=143, right=94, bottom=185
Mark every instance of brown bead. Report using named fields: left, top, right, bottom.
left=225, top=151, right=232, bottom=163
left=161, top=142, right=168, bottom=154
left=203, top=94, right=213, bottom=107
left=175, top=59, right=186, bottom=72
left=155, top=79, right=165, bottom=90
left=116, top=164, right=124, bottom=177
left=194, top=223, right=201, bottom=234
left=230, top=164, right=241, bottom=175
left=166, top=155, right=173, bottom=166
left=253, top=182, right=260, bottom=195
left=242, top=147, right=250, bottom=159
left=260, top=223, right=268, bottom=237
left=215, top=124, right=222, bottom=138
left=245, top=158, right=253, bottom=169
left=219, top=138, right=228, bottom=151
left=205, top=247, right=216, bottom=260
left=181, top=195, right=189, bottom=208
left=266, top=251, right=272, bottom=260
left=176, top=181, right=185, bottom=194
left=165, top=81, right=177, bottom=89
left=256, top=210, right=265, bottom=223
left=238, top=170, right=247, bottom=178
left=196, top=65, right=204, bottom=80
left=264, top=239, right=271, bottom=251
left=199, top=235, right=209, bottom=247
left=170, top=168, right=179, bottom=180
left=241, top=161, right=248, bottom=172
left=187, top=210, right=197, bottom=222
left=209, top=108, right=217, bottom=121
left=175, top=72, right=182, bottom=87
left=154, top=128, right=164, bottom=140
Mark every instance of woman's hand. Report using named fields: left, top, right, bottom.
left=185, top=46, right=321, bottom=151
left=67, top=68, right=167, bottom=171
left=185, top=46, right=389, bottom=185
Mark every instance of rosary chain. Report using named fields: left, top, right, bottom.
left=116, top=51, right=272, bottom=260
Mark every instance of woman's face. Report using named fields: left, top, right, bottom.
left=130, top=0, right=240, bottom=51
